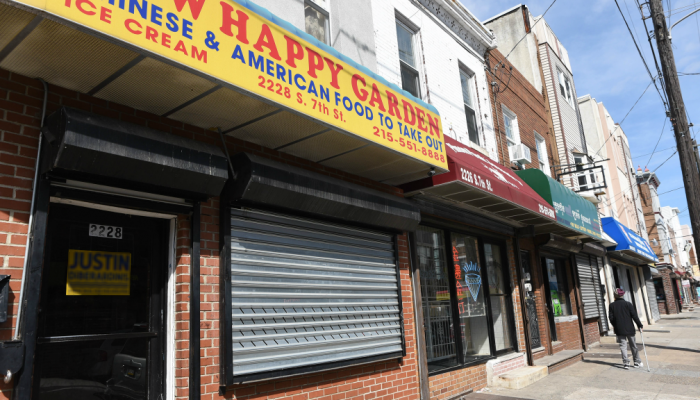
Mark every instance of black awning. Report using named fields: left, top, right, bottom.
left=228, top=153, right=421, bottom=232
left=44, top=107, right=228, bottom=198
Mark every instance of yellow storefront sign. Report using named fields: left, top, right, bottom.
left=66, top=250, right=131, bottom=296
left=12, top=0, right=448, bottom=170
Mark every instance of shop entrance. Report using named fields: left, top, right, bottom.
left=520, top=251, right=541, bottom=349
left=33, top=203, right=168, bottom=400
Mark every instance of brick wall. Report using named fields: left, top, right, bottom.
left=428, top=365, right=485, bottom=400
left=658, top=268, right=680, bottom=314
left=554, top=319, right=582, bottom=351
left=486, top=49, right=554, bottom=173
left=583, top=318, right=601, bottom=348
left=0, top=68, right=419, bottom=400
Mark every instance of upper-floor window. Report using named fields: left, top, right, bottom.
left=502, top=105, right=520, bottom=147
left=557, top=69, right=574, bottom=107
left=460, top=68, right=479, bottom=145
left=574, top=154, right=597, bottom=191
left=535, top=133, right=550, bottom=176
left=396, top=20, right=420, bottom=98
left=305, top=1, right=330, bottom=44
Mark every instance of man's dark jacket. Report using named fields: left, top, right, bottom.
left=608, top=298, right=643, bottom=336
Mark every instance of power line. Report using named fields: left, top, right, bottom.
left=653, top=150, right=679, bottom=171
left=504, top=0, right=558, bottom=60
left=645, top=116, right=669, bottom=168
left=658, top=186, right=685, bottom=195
left=592, top=80, right=654, bottom=158
left=632, top=145, right=676, bottom=159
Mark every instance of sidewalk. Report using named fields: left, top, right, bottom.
left=468, top=309, right=700, bottom=400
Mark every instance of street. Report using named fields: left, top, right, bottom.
left=471, top=310, right=700, bottom=400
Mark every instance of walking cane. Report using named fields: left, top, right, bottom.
left=640, top=330, right=651, bottom=372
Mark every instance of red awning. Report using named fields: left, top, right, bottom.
left=402, top=136, right=558, bottom=229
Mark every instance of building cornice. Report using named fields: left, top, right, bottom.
left=413, top=0, right=497, bottom=55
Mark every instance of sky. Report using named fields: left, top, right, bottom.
left=460, top=0, right=700, bottom=230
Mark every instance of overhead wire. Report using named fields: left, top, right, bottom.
left=591, top=80, right=654, bottom=158
left=645, top=117, right=669, bottom=169
left=632, top=145, right=677, bottom=158
left=658, top=186, right=685, bottom=195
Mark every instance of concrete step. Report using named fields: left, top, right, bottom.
left=533, top=349, right=584, bottom=368
left=491, top=366, right=548, bottom=390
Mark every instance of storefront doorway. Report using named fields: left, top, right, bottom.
left=33, top=203, right=169, bottom=399
left=520, top=251, right=541, bottom=349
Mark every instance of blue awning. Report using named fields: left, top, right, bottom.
left=602, top=217, right=658, bottom=263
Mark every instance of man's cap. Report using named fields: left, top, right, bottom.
left=615, top=288, right=625, bottom=298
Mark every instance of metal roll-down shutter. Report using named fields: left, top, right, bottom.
left=593, top=257, right=609, bottom=332
left=576, top=254, right=600, bottom=319
left=643, top=266, right=661, bottom=322
left=229, top=209, right=403, bottom=380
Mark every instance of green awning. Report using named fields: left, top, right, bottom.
left=516, top=169, right=602, bottom=240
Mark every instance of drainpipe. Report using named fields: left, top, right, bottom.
left=13, top=79, right=47, bottom=339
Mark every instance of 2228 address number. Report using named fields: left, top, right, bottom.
left=89, top=224, right=123, bottom=239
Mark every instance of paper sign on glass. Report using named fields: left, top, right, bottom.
left=66, top=250, right=131, bottom=296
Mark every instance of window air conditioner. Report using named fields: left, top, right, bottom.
left=509, top=143, right=532, bottom=164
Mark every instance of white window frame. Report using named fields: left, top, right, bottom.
left=574, top=154, right=597, bottom=191
left=460, top=66, right=480, bottom=146
left=535, top=132, right=551, bottom=176
left=557, top=69, right=574, bottom=107
left=501, top=105, right=520, bottom=147
left=304, top=0, right=330, bottom=45
left=396, top=17, right=421, bottom=98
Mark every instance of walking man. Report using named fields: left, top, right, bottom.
left=608, top=288, right=643, bottom=369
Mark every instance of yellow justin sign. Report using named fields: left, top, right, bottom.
left=13, top=0, right=448, bottom=169
left=66, top=249, right=132, bottom=296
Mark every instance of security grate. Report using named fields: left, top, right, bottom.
left=577, top=254, right=602, bottom=319
left=229, top=209, right=402, bottom=377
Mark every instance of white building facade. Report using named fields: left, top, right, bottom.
left=370, top=0, right=498, bottom=159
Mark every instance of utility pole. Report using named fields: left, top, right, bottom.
left=647, top=0, right=700, bottom=261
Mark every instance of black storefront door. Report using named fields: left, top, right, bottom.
left=520, top=251, right=541, bottom=349
left=33, top=204, right=167, bottom=400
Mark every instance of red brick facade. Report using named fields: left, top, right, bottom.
left=583, top=318, right=601, bottom=347
left=428, top=366, right=485, bottom=400
left=486, top=49, right=555, bottom=174
left=553, top=319, right=582, bottom=351
left=657, top=268, right=680, bottom=315
left=0, top=68, right=420, bottom=400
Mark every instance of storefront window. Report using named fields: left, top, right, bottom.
left=653, top=278, right=665, bottom=300
left=452, top=233, right=491, bottom=362
left=416, top=226, right=458, bottom=372
left=416, top=226, right=516, bottom=373
left=485, top=244, right=513, bottom=352
left=546, top=258, right=571, bottom=316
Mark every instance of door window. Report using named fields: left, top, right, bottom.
left=452, top=233, right=490, bottom=362
left=485, top=243, right=513, bottom=352
left=415, top=226, right=458, bottom=372
left=35, top=204, right=166, bottom=400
